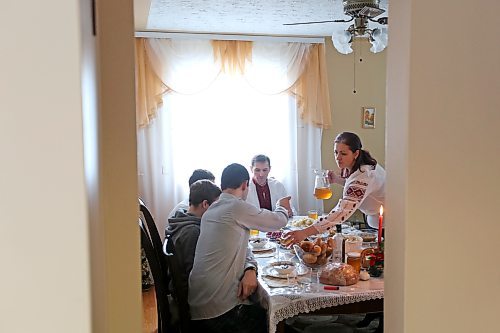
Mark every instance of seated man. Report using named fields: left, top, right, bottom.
left=188, top=163, right=291, bottom=333
left=246, top=154, right=294, bottom=217
left=168, top=168, right=215, bottom=218
left=165, top=179, right=222, bottom=283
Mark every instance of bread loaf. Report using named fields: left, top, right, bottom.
left=319, top=263, right=359, bottom=286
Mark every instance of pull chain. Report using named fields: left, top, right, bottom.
left=353, top=39, right=357, bottom=94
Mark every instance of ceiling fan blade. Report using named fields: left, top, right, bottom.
left=358, top=6, right=385, bottom=18
left=283, top=19, right=346, bottom=26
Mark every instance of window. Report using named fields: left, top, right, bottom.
left=165, top=72, right=296, bottom=189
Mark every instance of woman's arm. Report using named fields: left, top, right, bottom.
left=284, top=176, right=371, bottom=244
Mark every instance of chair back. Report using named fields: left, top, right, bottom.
left=140, top=219, right=175, bottom=333
left=139, top=198, right=170, bottom=282
left=163, top=236, right=192, bottom=333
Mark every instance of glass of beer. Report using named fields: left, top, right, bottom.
left=346, top=252, right=362, bottom=274
left=250, top=229, right=260, bottom=237
left=307, top=209, right=318, bottom=220
left=313, top=169, right=332, bottom=200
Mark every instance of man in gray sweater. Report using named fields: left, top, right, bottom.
left=188, top=163, right=291, bottom=333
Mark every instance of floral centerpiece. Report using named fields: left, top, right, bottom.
left=367, top=240, right=384, bottom=277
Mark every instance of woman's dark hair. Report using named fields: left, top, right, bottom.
left=221, top=163, right=250, bottom=190
left=334, top=132, right=377, bottom=173
left=189, top=179, right=221, bottom=206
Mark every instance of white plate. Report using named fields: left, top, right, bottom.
left=263, top=263, right=309, bottom=279
left=251, top=243, right=275, bottom=252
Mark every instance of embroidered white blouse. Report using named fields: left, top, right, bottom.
left=314, top=164, right=386, bottom=231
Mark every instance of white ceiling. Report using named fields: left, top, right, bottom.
left=140, top=0, right=389, bottom=37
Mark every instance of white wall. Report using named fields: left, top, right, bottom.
left=0, top=1, right=91, bottom=332
left=0, top=1, right=141, bottom=332
left=386, top=1, right=500, bottom=332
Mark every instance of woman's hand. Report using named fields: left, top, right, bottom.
left=327, top=170, right=339, bottom=184
left=282, top=228, right=313, bottom=246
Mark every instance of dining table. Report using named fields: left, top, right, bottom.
left=251, top=220, right=384, bottom=333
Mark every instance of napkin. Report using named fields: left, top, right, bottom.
left=262, top=275, right=296, bottom=288
left=253, top=249, right=275, bottom=258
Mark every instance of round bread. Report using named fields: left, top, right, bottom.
left=303, top=253, right=318, bottom=264
left=312, top=245, right=322, bottom=256
left=327, top=238, right=335, bottom=248
left=319, top=263, right=359, bottom=286
left=300, top=241, right=314, bottom=252
left=320, top=243, right=327, bottom=254
left=316, top=253, right=328, bottom=265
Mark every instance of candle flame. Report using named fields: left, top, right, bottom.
left=379, top=205, right=384, bottom=216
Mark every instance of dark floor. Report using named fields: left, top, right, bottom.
left=285, top=313, right=382, bottom=333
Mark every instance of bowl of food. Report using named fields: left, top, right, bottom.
left=249, top=237, right=269, bottom=249
left=293, top=237, right=334, bottom=268
left=270, top=261, right=296, bottom=275
left=290, top=217, right=315, bottom=228
left=359, top=231, right=377, bottom=242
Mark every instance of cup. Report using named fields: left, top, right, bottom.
left=250, top=229, right=260, bottom=237
left=307, top=209, right=318, bottom=220
left=312, top=268, right=323, bottom=292
left=346, top=252, right=362, bottom=274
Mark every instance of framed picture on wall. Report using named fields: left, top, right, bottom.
left=362, top=107, right=376, bottom=129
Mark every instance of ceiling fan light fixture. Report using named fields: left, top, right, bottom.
left=332, top=30, right=354, bottom=54
left=369, top=27, right=388, bottom=53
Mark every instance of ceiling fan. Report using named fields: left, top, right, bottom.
left=284, top=0, right=389, bottom=54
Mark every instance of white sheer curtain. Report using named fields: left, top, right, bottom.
left=137, top=39, right=323, bottom=235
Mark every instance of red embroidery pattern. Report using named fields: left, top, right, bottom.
left=346, top=185, right=366, bottom=200
left=351, top=180, right=368, bottom=187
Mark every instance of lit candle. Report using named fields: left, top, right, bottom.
left=378, top=205, right=384, bottom=245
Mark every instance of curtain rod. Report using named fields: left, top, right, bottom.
left=135, top=31, right=325, bottom=44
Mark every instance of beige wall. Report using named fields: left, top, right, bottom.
left=0, top=1, right=92, bottom=332
left=92, top=0, right=142, bottom=332
left=386, top=1, right=500, bottom=332
left=322, top=38, right=387, bottom=212
left=0, top=0, right=140, bottom=332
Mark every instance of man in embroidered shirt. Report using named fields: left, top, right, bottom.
left=188, top=163, right=291, bottom=333
left=246, top=154, right=294, bottom=217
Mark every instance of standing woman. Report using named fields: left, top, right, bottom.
left=284, top=132, right=385, bottom=244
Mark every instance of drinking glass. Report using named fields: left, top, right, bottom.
left=275, top=242, right=281, bottom=260
left=307, top=209, right=319, bottom=220
left=311, top=267, right=323, bottom=292
left=302, top=267, right=313, bottom=292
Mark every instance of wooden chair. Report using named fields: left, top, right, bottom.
left=163, top=235, right=192, bottom=333
left=139, top=198, right=170, bottom=281
left=140, top=218, right=175, bottom=333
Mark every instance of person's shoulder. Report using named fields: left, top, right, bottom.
left=375, top=163, right=386, bottom=173
left=268, top=177, right=285, bottom=187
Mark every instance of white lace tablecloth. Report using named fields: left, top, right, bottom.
left=255, top=256, right=384, bottom=333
